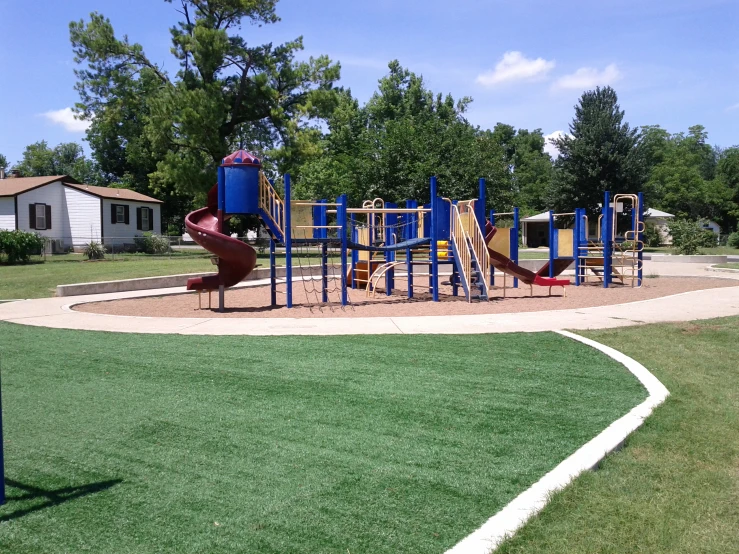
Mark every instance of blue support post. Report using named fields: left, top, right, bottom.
left=476, top=178, right=486, bottom=231
left=512, top=207, right=520, bottom=288
left=574, top=209, right=582, bottom=286
left=430, top=177, right=439, bottom=302
left=321, top=241, right=328, bottom=303
left=385, top=203, right=397, bottom=296
left=603, top=191, right=612, bottom=288
left=407, top=247, right=413, bottom=299
left=548, top=210, right=555, bottom=278
left=338, top=194, right=348, bottom=306
left=270, top=237, right=276, bottom=306
left=284, top=174, right=293, bottom=308
left=637, top=192, right=644, bottom=287
left=350, top=213, right=358, bottom=289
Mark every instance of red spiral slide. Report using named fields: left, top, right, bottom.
left=185, top=185, right=257, bottom=291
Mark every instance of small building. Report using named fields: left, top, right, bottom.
left=521, top=208, right=676, bottom=247
left=0, top=175, right=162, bottom=251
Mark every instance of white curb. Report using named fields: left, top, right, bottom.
left=445, top=331, right=669, bottom=554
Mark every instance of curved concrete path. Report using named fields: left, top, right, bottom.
left=1, top=262, right=738, bottom=335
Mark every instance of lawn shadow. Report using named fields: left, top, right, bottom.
left=1, top=478, right=122, bottom=522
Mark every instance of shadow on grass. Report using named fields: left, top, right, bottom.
left=1, top=478, right=122, bottom=522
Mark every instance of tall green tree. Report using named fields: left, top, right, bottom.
left=14, top=141, right=104, bottom=184
left=70, top=0, right=341, bottom=199
left=0, top=153, right=8, bottom=173
left=549, top=86, right=646, bottom=217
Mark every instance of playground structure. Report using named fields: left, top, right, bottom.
left=184, top=150, right=644, bottom=311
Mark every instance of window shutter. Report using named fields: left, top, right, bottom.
left=136, top=207, right=142, bottom=230
left=124, top=205, right=130, bottom=225
left=46, top=205, right=52, bottom=230
left=149, top=208, right=154, bottom=231
left=29, top=205, right=36, bottom=229
left=111, top=204, right=117, bottom=224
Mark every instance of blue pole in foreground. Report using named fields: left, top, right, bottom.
left=548, top=210, right=555, bottom=279
left=339, top=194, right=348, bottom=306
left=603, top=191, right=612, bottom=289
left=430, top=177, right=439, bottom=302
left=270, top=238, right=276, bottom=306
left=512, top=207, right=520, bottom=288
left=284, top=174, right=292, bottom=308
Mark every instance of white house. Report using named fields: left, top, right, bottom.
left=0, top=175, right=162, bottom=251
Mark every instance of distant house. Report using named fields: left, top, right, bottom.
left=0, top=175, right=162, bottom=251
left=521, top=208, right=675, bottom=248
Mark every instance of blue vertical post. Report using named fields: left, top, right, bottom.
left=430, top=177, right=439, bottom=302
left=385, top=203, right=397, bottom=296
left=512, top=207, right=520, bottom=288
left=338, top=194, right=348, bottom=306
left=321, top=241, right=328, bottom=303
left=407, top=247, right=413, bottom=299
left=603, top=191, right=612, bottom=288
left=350, top=213, right=358, bottom=290
left=548, top=210, right=555, bottom=278
left=489, top=209, right=496, bottom=285
left=637, top=192, right=644, bottom=287
left=476, top=178, right=486, bottom=231
left=574, top=208, right=582, bottom=286
left=270, top=237, right=276, bottom=306
left=284, top=174, right=292, bottom=308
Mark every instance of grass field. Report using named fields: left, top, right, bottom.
left=714, top=262, right=739, bottom=270
left=498, top=316, right=739, bottom=553
left=644, top=246, right=739, bottom=255
left=0, top=324, right=645, bottom=553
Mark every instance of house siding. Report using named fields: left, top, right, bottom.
left=101, top=199, right=161, bottom=246
left=63, top=186, right=102, bottom=247
left=0, top=197, right=15, bottom=230
left=17, top=181, right=68, bottom=244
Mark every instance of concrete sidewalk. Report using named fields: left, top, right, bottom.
left=1, top=261, right=737, bottom=336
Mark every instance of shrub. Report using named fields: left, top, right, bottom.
left=643, top=223, right=663, bottom=247
left=668, top=219, right=709, bottom=255
left=0, top=230, right=46, bottom=264
left=728, top=232, right=739, bottom=249
left=83, top=241, right=106, bottom=260
left=133, top=232, right=171, bottom=254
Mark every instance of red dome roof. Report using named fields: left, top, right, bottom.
left=221, top=150, right=261, bottom=166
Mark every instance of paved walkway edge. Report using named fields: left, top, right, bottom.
left=445, top=331, right=670, bottom=554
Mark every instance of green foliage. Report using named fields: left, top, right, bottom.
left=549, top=87, right=646, bottom=218
left=133, top=232, right=171, bottom=254
left=668, top=219, right=714, bottom=255
left=82, top=240, right=106, bottom=260
left=0, top=153, right=8, bottom=173
left=643, top=222, right=663, bottom=247
left=70, top=1, right=340, bottom=198
left=728, top=232, right=739, bottom=249
left=0, top=230, right=46, bottom=264
left=14, top=141, right=105, bottom=184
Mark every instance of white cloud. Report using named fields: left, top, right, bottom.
left=476, top=51, right=555, bottom=87
left=727, top=102, right=739, bottom=112
left=543, top=130, right=570, bottom=158
left=40, top=107, right=91, bottom=133
left=553, top=63, right=622, bottom=91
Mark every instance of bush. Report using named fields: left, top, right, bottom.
left=0, top=230, right=46, bottom=264
left=668, top=219, right=710, bottom=255
left=643, top=223, right=663, bottom=247
left=133, top=232, right=171, bottom=254
left=83, top=241, right=106, bottom=260
left=728, top=232, right=739, bottom=249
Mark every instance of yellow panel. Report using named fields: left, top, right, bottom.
left=487, top=228, right=511, bottom=257
left=459, top=212, right=473, bottom=234
left=357, top=227, right=369, bottom=261
left=417, top=212, right=425, bottom=238
left=290, top=202, right=314, bottom=239
left=557, top=229, right=574, bottom=258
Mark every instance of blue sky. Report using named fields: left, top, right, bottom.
left=1, top=0, right=737, bottom=164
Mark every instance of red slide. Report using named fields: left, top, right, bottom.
left=485, top=223, right=570, bottom=288
left=185, top=185, right=257, bottom=291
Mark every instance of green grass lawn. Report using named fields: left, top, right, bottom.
left=644, top=245, right=739, bottom=255
left=0, top=252, right=335, bottom=300
left=498, top=316, right=739, bottom=553
left=0, top=325, right=645, bottom=553
left=714, top=262, right=739, bottom=270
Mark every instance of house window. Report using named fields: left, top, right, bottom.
left=29, top=203, right=51, bottom=231
left=141, top=208, right=150, bottom=232
left=116, top=205, right=125, bottom=223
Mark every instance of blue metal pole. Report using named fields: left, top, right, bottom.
left=512, top=207, right=520, bottom=288
left=476, top=178, right=486, bottom=231
left=321, top=241, right=328, bottom=303
left=385, top=203, right=397, bottom=296
left=284, top=174, right=292, bottom=308
left=350, top=213, right=358, bottom=290
left=574, top=209, right=582, bottom=286
left=548, top=210, right=555, bottom=278
left=407, top=247, right=413, bottom=299
left=638, top=192, right=644, bottom=287
left=489, top=209, right=496, bottom=285
left=430, top=176, right=439, bottom=302
left=339, top=194, right=348, bottom=306
left=270, top=237, right=276, bottom=306
left=603, top=191, right=612, bottom=288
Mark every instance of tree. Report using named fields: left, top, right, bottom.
left=298, top=62, right=511, bottom=208
left=0, top=153, right=8, bottom=174
left=70, top=0, right=340, bottom=200
left=14, top=141, right=104, bottom=184
left=549, top=87, right=646, bottom=217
